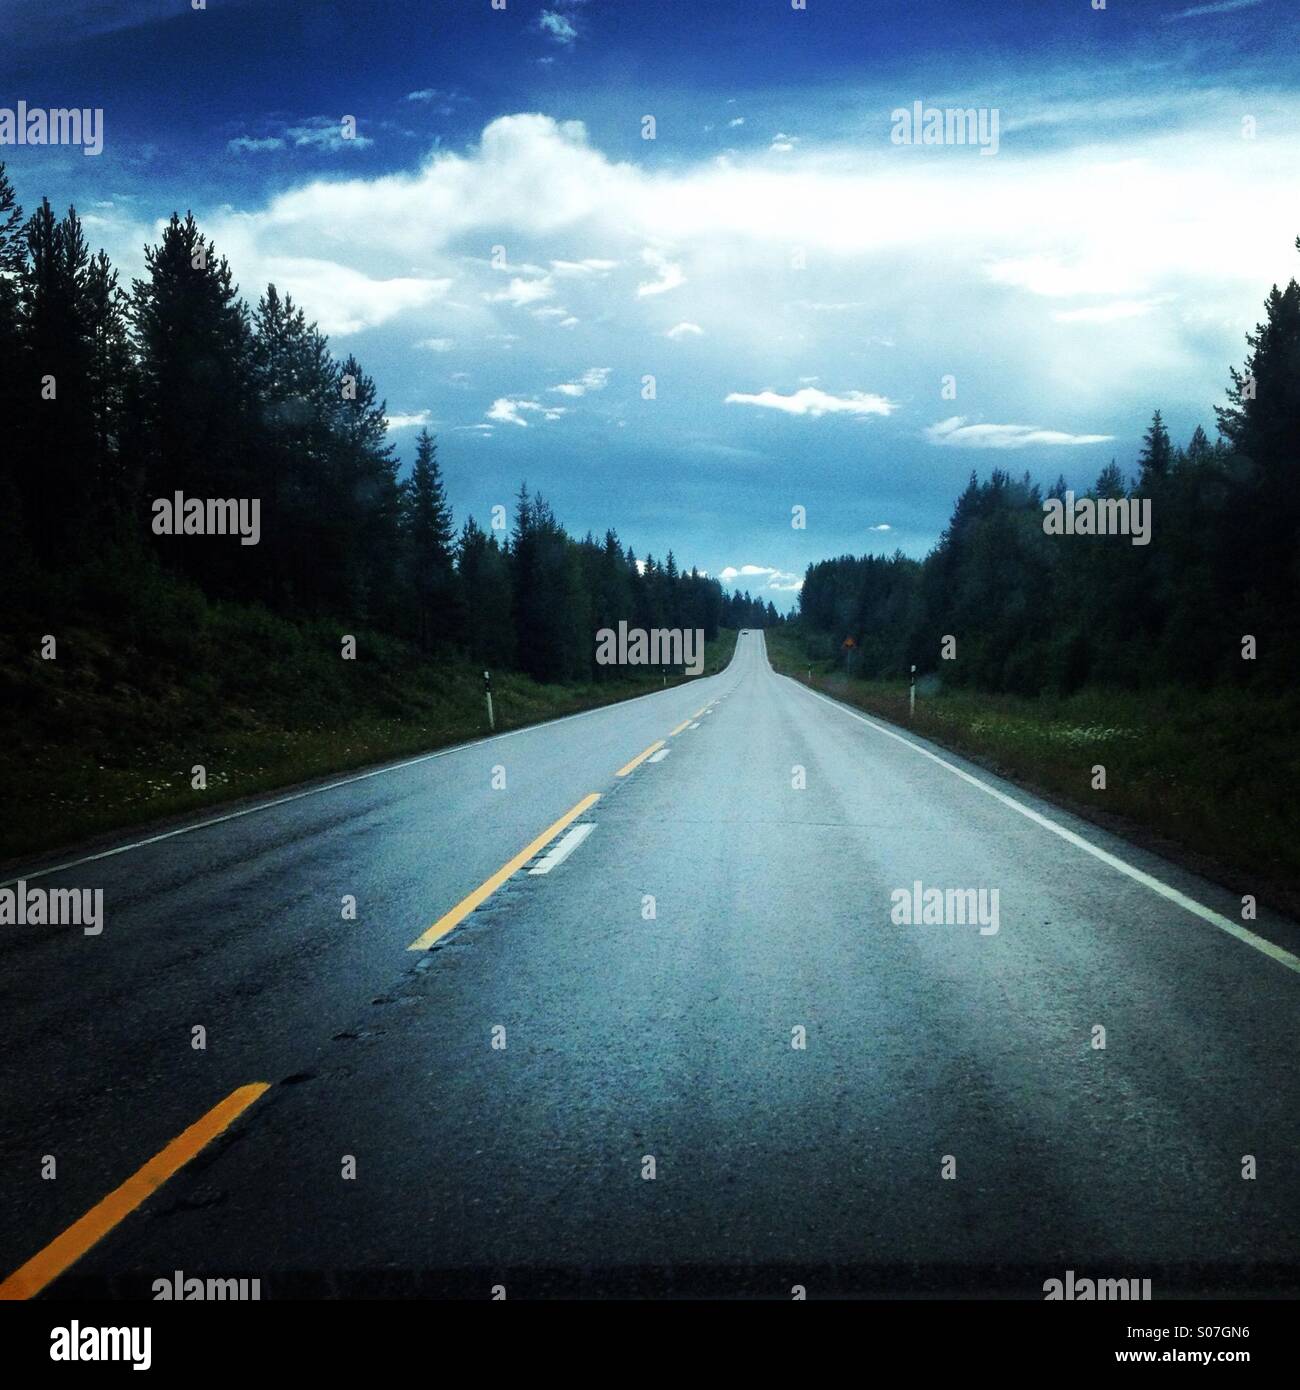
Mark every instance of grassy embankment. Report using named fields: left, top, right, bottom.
left=0, top=596, right=737, bottom=864
left=764, top=627, right=1300, bottom=913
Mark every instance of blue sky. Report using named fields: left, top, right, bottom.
left=3, top=0, right=1299, bottom=603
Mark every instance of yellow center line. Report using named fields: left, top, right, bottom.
left=692, top=706, right=708, bottom=718
left=615, top=740, right=666, bottom=778
left=668, top=720, right=691, bottom=737
left=407, top=792, right=600, bottom=950
left=0, top=1082, right=269, bottom=1301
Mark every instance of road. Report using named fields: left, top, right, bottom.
left=2, top=631, right=1298, bottom=1298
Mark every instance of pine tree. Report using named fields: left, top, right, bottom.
left=402, top=428, right=460, bottom=650
left=0, top=164, right=25, bottom=548
left=18, top=202, right=97, bottom=556
left=458, top=516, right=515, bottom=668
left=131, top=213, right=254, bottom=590
left=1137, top=409, right=1172, bottom=486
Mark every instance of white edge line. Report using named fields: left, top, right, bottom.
left=3, top=669, right=733, bottom=888
left=527, top=822, right=596, bottom=875
left=688, top=722, right=701, bottom=730
left=784, top=676, right=1300, bottom=977
left=647, top=749, right=670, bottom=763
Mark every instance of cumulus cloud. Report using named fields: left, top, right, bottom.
left=636, top=248, right=686, bottom=298
left=725, top=387, right=896, bottom=418
left=192, top=109, right=1299, bottom=314
left=549, top=367, right=611, bottom=396
left=127, top=104, right=1298, bottom=465
left=925, top=417, right=1114, bottom=449
left=486, top=275, right=555, bottom=307
left=230, top=258, right=448, bottom=337
left=718, top=564, right=803, bottom=591
left=486, top=397, right=568, bottom=427
left=385, top=411, right=432, bottom=430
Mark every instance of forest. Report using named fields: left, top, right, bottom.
left=795, top=245, right=1300, bottom=697
left=0, top=161, right=777, bottom=692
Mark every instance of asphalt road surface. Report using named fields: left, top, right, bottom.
left=2, top=632, right=1298, bottom=1298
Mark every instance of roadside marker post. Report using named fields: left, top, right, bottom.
left=484, top=669, right=495, bottom=731
left=910, top=664, right=916, bottom=721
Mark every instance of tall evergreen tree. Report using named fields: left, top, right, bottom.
left=131, top=213, right=253, bottom=590
left=402, top=428, right=460, bottom=650
left=1137, top=409, right=1172, bottom=486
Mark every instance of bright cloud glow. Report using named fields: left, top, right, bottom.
left=725, top=387, right=896, bottom=419
left=1053, top=298, right=1170, bottom=324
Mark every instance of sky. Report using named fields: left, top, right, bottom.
left=2, top=0, right=1299, bottom=605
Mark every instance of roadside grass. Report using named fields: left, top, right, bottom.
left=0, top=617, right=737, bottom=865
left=763, top=627, right=1300, bottom=910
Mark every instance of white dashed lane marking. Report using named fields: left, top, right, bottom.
left=527, top=823, right=596, bottom=875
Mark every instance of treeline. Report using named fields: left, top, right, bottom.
left=0, top=163, right=769, bottom=683
left=798, top=243, right=1300, bottom=695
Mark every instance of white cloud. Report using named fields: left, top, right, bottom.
left=415, top=336, right=454, bottom=351
left=724, top=387, right=896, bottom=418
left=665, top=321, right=704, bottom=340
left=636, top=248, right=686, bottom=298
left=718, top=564, right=803, bottom=591
left=728, top=117, right=745, bottom=128
left=228, top=136, right=285, bottom=154
left=386, top=411, right=431, bottom=430
left=867, top=523, right=892, bottom=532
left=1165, top=0, right=1262, bottom=19
left=486, top=397, right=568, bottom=427
left=229, top=257, right=448, bottom=337
left=406, top=88, right=464, bottom=107
left=165, top=106, right=1300, bottom=456
left=539, top=10, right=577, bottom=43
left=550, top=257, right=618, bottom=276
left=487, top=398, right=531, bottom=427
left=925, top=417, right=1114, bottom=449
left=199, top=111, right=1299, bottom=306
left=549, top=367, right=611, bottom=396
left=985, top=254, right=1142, bottom=298
left=285, top=117, right=373, bottom=152
left=486, top=275, right=555, bottom=307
